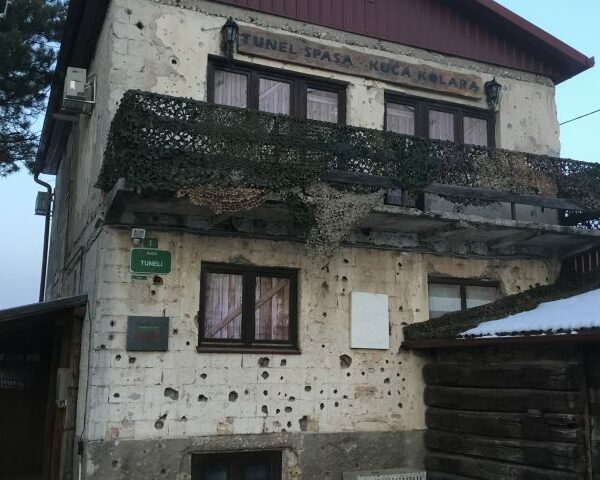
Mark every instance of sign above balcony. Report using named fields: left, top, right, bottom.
left=237, top=27, right=484, bottom=99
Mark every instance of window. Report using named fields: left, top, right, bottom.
left=385, top=93, right=495, bottom=146
left=192, top=451, right=282, bottom=480
left=199, top=263, right=298, bottom=351
left=208, top=59, right=346, bottom=124
left=428, top=278, right=499, bottom=319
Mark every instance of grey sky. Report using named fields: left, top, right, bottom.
left=0, top=0, right=598, bottom=309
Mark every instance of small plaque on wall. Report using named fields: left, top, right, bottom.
left=126, top=316, right=169, bottom=351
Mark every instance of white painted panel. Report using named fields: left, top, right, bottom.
left=350, top=292, right=390, bottom=350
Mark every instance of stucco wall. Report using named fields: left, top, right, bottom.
left=79, top=228, right=558, bottom=475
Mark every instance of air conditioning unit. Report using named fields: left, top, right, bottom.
left=57, top=67, right=96, bottom=119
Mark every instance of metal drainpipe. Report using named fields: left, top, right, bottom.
left=33, top=172, right=53, bottom=302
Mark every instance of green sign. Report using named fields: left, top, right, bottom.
left=130, top=249, right=172, bottom=275
left=143, top=238, right=159, bottom=249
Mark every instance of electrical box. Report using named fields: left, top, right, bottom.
left=64, top=67, right=87, bottom=100
left=56, top=368, right=70, bottom=408
left=35, top=191, right=51, bottom=216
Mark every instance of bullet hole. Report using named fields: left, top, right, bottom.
left=280, top=359, right=287, bottom=366
left=150, top=290, right=156, bottom=296
left=341, top=276, right=348, bottom=282
left=258, top=357, right=270, bottom=367
left=172, top=329, right=178, bottom=335
left=320, top=390, right=324, bottom=394
left=361, top=372, right=366, bottom=376
left=299, top=415, right=308, bottom=431
left=380, top=368, right=385, bottom=372
left=402, top=378, right=406, bottom=382
left=398, top=403, right=403, bottom=408
left=263, top=390, right=268, bottom=396
left=321, top=344, right=326, bottom=348
left=135, top=20, right=144, bottom=29
left=110, top=320, right=116, bottom=327
left=321, top=265, right=329, bottom=273
left=153, top=276, right=164, bottom=285
left=129, top=357, right=136, bottom=364
left=113, top=393, right=120, bottom=398
left=386, top=360, right=389, bottom=364
left=347, top=372, right=351, bottom=377
left=322, top=281, right=329, bottom=290
left=160, top=468, right=166, bottom=475
left=289, top=396, right=296, bottom=402
left=164, top=388, right=179, bottom=400
left=125, top=8, right=132, bottom=14
left=322, top=312, right=327, bottom=318
left=259, top=370, right=269, bottom=379
left=320, top=403, right=324, bottom=410
left=333, top=389, right=338, bottom=394
left=229, top=391, right=238, bottom=402
left=343, top=395, right=348, bottom=399
left=287, top=421, right=292, bottom=428
left=340, top=354, right=352, bottom=368
left=154, top=414, right=167, bottom=430
left=384, top=378, right=390, bottom=384
left=304, top=386, right=311, bottom=392
left=198, top=395, right=208, bottom=402
left=244, top=389, right=249, bottom=395
left=280, top=376, right=284, bottom=380
left=112, top=460, right=119, bottom=468
left=181, top=416, right=187, bottom=421
left=334, top=402, right=339, bottom=407
left=108, top=334, right=114, bottom=341
left=397, top=373, right=400, bottom=377
left=186, top=341, right=190, bottom=346
left=397, top=262, right=403, bottom=268
left=171, top=58, right=178, bottom=65
left=100, top=344, right=106, bottom=350
left=343, top=258, right=349, bottom=264
left=285, top=406, right=292, bottom=413
left=115, top=354, right=121, bottom=361
left=276, top=408, right=281, bottom=414
left=388, top=391, right=391, bottom=396
left=261, top=405, right=268, bottom=414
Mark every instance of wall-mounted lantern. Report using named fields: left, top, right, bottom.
left=484, top=77, right=502, bottom=111
left=221, top=17, right=239, bottom=63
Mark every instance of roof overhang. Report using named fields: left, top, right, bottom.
left=0, top=295, right=88, bottom=335
left=402, top=331, right=600, bottom=350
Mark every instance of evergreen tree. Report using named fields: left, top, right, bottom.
left=0, top=0, right=66, bottom=175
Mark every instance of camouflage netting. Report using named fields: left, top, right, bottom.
left=97, top=90, right=600, bottom=254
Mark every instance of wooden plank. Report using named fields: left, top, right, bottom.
left=425, top=183, right=584, bottom=211
left=425, top=430, right=586, bottom=473
left=424, top=363, right=583, bottom=391
left=435, top=345, right=581, bottom=365
left=426, top=452, right=581, bottom=480
left=427, top=473, right=480, bottom=480
left=425, top=385, right=584, bottom=414
left=426, top=408, right=584, bottom=444
left=324, top=170, right=401, bottom=188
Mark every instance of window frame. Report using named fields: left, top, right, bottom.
left=428, top=277, right=499, bottom=315
left=191, top=450, right=282, bottom=480
left=384, top=92, right=496, bottom=147
left=198, top=262, right=299, bottom=353
left=208, top=56, right=347, bottom=124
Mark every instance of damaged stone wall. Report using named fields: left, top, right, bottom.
left=81, top=228, right=558, bottom=478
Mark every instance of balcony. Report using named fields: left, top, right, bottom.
left=99, top=90, right=600, bottom=258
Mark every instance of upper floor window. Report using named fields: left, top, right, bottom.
left=199, top=263, right=299, bottom=352
left=385, top=93, right=495, bottom=147
left=208, top=59, right=346, bottom=124
left=428, top=278, right=499, bottom=319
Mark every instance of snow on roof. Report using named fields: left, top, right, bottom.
left=461, top=288, right=600, bottom=338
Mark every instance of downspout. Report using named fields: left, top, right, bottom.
left=34, top=172, right=52, bottom=302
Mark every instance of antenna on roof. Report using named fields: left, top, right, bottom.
left=0, top=1, right=10, bottom=19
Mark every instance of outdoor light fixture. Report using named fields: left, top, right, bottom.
left=221, top=17, right=239, bottom=63
left=484, top=77, right=502, bottom=111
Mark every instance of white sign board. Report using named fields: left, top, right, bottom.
left=350, top=292, right=390, bottom=350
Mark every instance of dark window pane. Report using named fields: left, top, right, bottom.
left=386, top=103, right=415, bottom=135
left=307, top=89, right=338, bottom=123
left=464, top=116, right=488, bottom=146
left=214, top=70, right=247, bottom=108
left=200, top=465, right=229, bottom=480
left=259, top=79, right=290, bottom=115
left=255, top=277, right=291, bottom=341
left=204, top=272, right=243, bottom=339
left=429, top=110, right=454, bottom=141
left=243, top=463, right=270, bottom=480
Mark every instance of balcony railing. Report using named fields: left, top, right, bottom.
left=98, top=90, right=600, bottom=222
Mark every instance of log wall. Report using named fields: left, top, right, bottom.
left=423, top=344, right=597, bottom=480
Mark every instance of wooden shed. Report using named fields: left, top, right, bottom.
left=403, top=271, right=600, bottom=480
